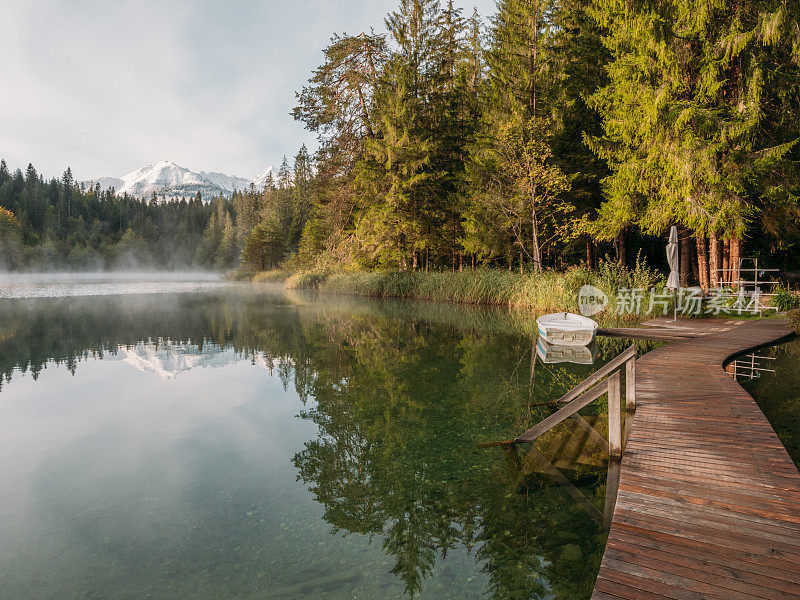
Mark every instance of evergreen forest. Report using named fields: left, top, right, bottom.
left=2, top=0, right=799, bottom=286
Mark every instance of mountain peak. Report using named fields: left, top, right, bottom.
left=153, top=159, right=180, bottom=168
left=253, top=166, right=276, bottom=187
left=83, top=161, right=274, bottom=201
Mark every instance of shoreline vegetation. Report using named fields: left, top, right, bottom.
left=2, top=2, right=797, bottom=292
left=241, top=265, right=800, bottom=329
left=241, top=262, right=662, bottom=327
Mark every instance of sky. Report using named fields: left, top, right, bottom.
left=0, top=0, right=496, bottom=182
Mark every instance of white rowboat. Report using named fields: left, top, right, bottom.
left=537, top=312, right=598, bottom=346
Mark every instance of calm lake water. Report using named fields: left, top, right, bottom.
left=0, top=275, right=645, bottom=599
left=741, top=337, right=800, bottom=467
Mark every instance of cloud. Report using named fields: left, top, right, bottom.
left=0, top=0, right=495, bottom=180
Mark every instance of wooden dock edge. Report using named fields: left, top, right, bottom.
left=592, top=318, right=800, bottom=600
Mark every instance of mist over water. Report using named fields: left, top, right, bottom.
left=0, top=271, right=230, bottom=298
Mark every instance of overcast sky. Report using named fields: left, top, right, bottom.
left=1, top=0, right=496, bottom=181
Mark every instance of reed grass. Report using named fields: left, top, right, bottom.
left=276, top=260, right=662, bottom=326
left=789, top=309, right=800, bottom=334
left=252, top=269, right=290, bottom=283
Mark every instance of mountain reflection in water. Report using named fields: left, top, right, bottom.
left=0, top=286, right=645, bottom=599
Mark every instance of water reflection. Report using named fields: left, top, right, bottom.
left=741, top=338, right=800, bottom=466
left=536, top=339, right=597, bottom=365
left=0, top=288, right=646, bottom=599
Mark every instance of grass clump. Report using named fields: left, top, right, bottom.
left=282, top=260, right=661, bottom=326
left=324, top=270, right=422, bottom=298
left=252, top=269, right=289, bottom=283
left=788, top=309, right=800, bottom=334
left=414, top=270, right=520, bottom=304
left=775, top=287, right=800, bottom=312
left=285, top=269, right=330, bottom=290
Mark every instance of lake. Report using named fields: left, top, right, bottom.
left=741, top=337, right=800, bottom=468
left=0, top=275, right=641, bottom=599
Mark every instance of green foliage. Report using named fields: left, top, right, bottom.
left=284, top=263, right=660, bottom=326
left=292, top=0, right=487, bottom=272
left=196, top=200, right=239, bottom=270
left=251, top=269, right=290, bottom=283
left=0, top=158, right=222, bottom=271
left=241, top=221, right=285, bottom=273
left=287, top=0, right=800, bottom=276
left=775, top=288, right=800, bottom=312
left=288, top=0, right=619, bottom=273
left=0, top=206, right=23, bottom=270
left=587, top=0, right=800, bottom=242
left=789, top=310, right=800, bottom=334
left=468, top=111, right=573, bottom=269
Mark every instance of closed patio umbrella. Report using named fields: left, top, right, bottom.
left=667, top=225, right=679, bottom=320
left=667, top=226, right=680, bottom=290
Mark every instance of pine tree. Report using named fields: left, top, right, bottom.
left=587, top=0, right=800, bottom=279
left=467, top=0, right=571, bottom=270
left=240, top=219, right=286, bottom=272
left=548, top=0, right=609, bottom=267
left=293, top=32, right=388, bottom=165
left=278, top=156, right=292, bottom=190
left=385, top=0, right=442, bottom=103
left=485, top=0, right=557, bottom=123
left=196, top=201, right=223, bottom=266
left=263, top=171, right=276, bottom=192
left=290, top=145, right=314, bottom=250
left=233, top=188, right=261, bottom=249
left=216, top=210, right=237, bottom=269
left=358, top=72, right=431, bottom=269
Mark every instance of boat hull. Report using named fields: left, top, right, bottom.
left=537, top=313, right=598, bottom=346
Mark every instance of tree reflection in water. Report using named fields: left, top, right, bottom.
left=0, top=287, right=649, bottom=599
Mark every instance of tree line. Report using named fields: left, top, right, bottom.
left=0, top=159, right=239, bottom=271
left=0, top=150, right=316, bottom=272
left=3, top=0, right=798, bottom=283
left=239, top=0, right=799, bottom=289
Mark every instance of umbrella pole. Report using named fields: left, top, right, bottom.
left=673, top=289, right=677, bottom=322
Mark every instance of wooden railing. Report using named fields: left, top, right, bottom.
left=513, top=345, right=637, bottom=458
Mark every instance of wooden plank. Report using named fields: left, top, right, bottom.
left=625, top=357, right=636, bottom=411
left=605, top=459, right=621, bottom=530
left=608, top=370, right=622, bottom=458
left=590, top=317, right=800, bottom=600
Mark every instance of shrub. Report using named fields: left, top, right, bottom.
left=253, top=270, right=289, bottom=283
left=775, top=287, right=800, bottom=312
left=285, top=270, right=329, bottom=290
left=789, top=309, right=800, bottom=334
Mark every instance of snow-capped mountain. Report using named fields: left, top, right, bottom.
left=84, top=160, right=276, bottom=201
left=253, top=166, right=278, bottom=188
left=106, top=339, right=284, bottom=380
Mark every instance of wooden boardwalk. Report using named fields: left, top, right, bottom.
left=594, top=318, right=800, bottom=600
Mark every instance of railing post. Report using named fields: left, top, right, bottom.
left=608, top=370, right=622, bottom=458
left=604, top=458, right=621, bottom=530
left=625, top=356, right=636, bottom=412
